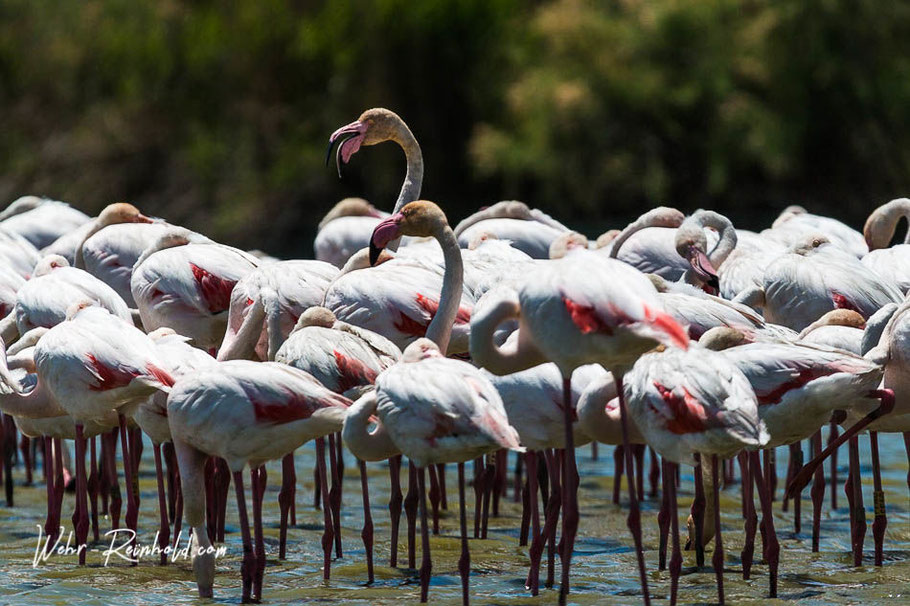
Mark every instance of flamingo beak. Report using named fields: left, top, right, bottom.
left=369, top=213, right=404, bottom=266
left=326, top=120, right=368, bottom=178
left=134, top=213, right=154, bottom=224
left=686, top=246, right=719, bottom=294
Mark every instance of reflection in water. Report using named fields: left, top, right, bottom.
left=0, top=432, right=907, bottom=605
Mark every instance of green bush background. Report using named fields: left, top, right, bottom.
left=3, top=0, right=908, bottom=256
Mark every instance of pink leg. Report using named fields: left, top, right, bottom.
left=437, top=463, right=448, bottom=511
left=543, top=449, right=561, bottom=589
left=252, top=466, right=266, bottom=601
left=153, top=444, right=170, bottom=565
left=649, top=447, right=660, bottom=499
left=358, top=459, right=374, bottom=584
left=173, top=473, right=184, bottom=550
left=457, top=463, right=470, bottom=606
left=519, top=459, right=531, bottom=547
left=315, top=437, right=333, bottom=579
left=278, top=452, right=295, bottom=560
left=791, top=442, right=804, bottom=534
left=514, top=452, right=524, bottom=505
left=739, top=451, right=756, bottom=580
left=633, top=444, right=645, bottom=502
left=327, top=433, right=343, bottom=559
left=524, top=452, right=542, bottom=595
left=117, top=414, right=137, bottom=562
left=43, top=438, right=56, bottom=541
left=657, top=455, right=670, bottom=571
left=558, top=376, right=579, bottom=606
left=53, top=438, right=65, bottom=544
left=88, top=436, right=100, bottom=543
left=216, top=458, right=231, bottom=543
left=829, top=419, right=839, bottom=509
left=810, top=431, right=824, bottom=552
left=616, top=373, right=652, bottom=605
left=751, top=451, right=779, bottom=598
left=73, top=424, right=88, bottom=565
left=689, top=454, right=706, bottom=568
left=493, top=449, right=507, bottom=517
left=472, top=457, right=483, bottom=538
left=612, top=445, right=624, bottom=505
left=233, top=469, right=254, bottom=603
left=668, top=461, right=682, bottom=606
left=711, top=455, right=725, bottom=605
left=20, top=435, right=32, bottom=485
left=388, top=455, right=403, bottom=568
left=869, top=431, right=886, bottom=567
left=480, top=454, right=493, bottom=539
left=405, top=460, right=418, bottom=568
left=428, top=464, right=441, bottom=535
left=417, top=466, right=432, bottom=603
left=847, top=435, right=865, bottom=567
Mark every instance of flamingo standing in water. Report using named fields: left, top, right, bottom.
left=274, top=306, right=400, bottom=574
left=32, top=304, right=176, bottom=564
left=167, top=360, right=350, bottom=603
left=343, top=201, right=523, bottom=605
left=470, top=243, right=689, bottom=606
left=623, top=344, right=769, bottom=605
left=0, top=196, right=90, bottom=250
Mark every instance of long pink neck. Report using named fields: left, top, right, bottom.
left=424, top=224, right=464, bottom=354
left=468, top=293, right=547, bottom=374
left=387, top=122, right=423, bottom=252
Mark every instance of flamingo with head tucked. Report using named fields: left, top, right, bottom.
left=862, top=198, right=910, bottom=293
left=454, top=200, right=571, bottom=259
left=764, top=205, right=867, bottom=258
left=0, top=196, right=90, bottom=250
left=314, top=197, right=388, bottom=268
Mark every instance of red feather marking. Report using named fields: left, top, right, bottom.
left=642, top=305, right=690, bottom=350
left=250, top=387, right=349, bottom=425
left=190, top=263, right=237, bottom=314
left=86, top=354, right=139, bottom=391
left=562, top=296, right=612, bottom=334
left=245, top=297, right=255, bottom=307
left=653, top=381, right=708, bottom=435
left=832, top=292, right=862, bottom=314
left=393, top=293, right=472, bottom=337
left=333, top=350, right=378, bottom=393
left=146, top=364, right=175, bottom=388
left=755, top=367, right=837, bottom=406
left=426, top=411, right=457, bottom=447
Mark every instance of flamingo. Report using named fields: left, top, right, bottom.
left=764, top=205, right=868, bottom=258
left=131, top=229, right=259, bottom=351
left=862, top=198, right=910, bottom=293
left=326, top=108, right=423, bottom=227
left=167, top=360, right=351, bottom=602
left=0, top=227, right=41, bottom=279
left=453, top=200, right=571, bottom=259
left=0, top=265, right=26, bottom=319
left=609, top=208, right=738, bottom=293
left=314, top=197, right=388, bottom=268
left=32, top=304, right=176, bottom=564
left=41, top=203, right=153, bottom=265
left=218, top=260, right=339, bottom=362
left=0, top=196, right=89, bottom=250
left=717, top=229, right=786, bottom=300
left=469, top=243, right=689, bottom=605
left=623, top=344, right=769, bottom=604
left=0, top=255, right=132, bottom=344
left=274, top=306, right=401, bottom=574
left=733, top=234, right=902, bottom=331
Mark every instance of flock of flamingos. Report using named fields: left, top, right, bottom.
left=0, top=107, right=909, bottom=605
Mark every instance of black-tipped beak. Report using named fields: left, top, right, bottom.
left=369, top=241, right=382, bottom=266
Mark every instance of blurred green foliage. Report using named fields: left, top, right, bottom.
left=2, top=0, right=910, bottom=256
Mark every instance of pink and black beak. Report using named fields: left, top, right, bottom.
left=369, top=213, right=404, bottom=266
left=326, top=120, right=368, bottom=178
left=685, top=246, right=719, bottom=294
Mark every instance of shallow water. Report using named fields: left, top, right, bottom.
left=1, top=432, right=907, bottom=605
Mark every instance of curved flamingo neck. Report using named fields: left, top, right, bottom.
left=696, top=211, right=737, bottom=268
left=424, top=225, right=462, bottom=354
left=387, top=122, right=423, bottom=252
left=609, top=207, right=685, bottom=259
left=217, top=298, right=266, bottom=361
left=469, top=295, right=547, bottom=374
left=341, top=391, right=399, bottom=461
left=868, top=198, right=910, bottom=249
left=75, top=218, right=108, bottom=270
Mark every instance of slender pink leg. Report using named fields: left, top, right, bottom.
left=252, top=466, right=266, bottom=601
left=313, top=462, right=320, bottom=509
left=739, top=451, right=756, bottom=580
left=43, top=438, right=56, bottom=541
left=524, top=452, right=542, bottom=594
left=204, top=457, right=216, bottom=542
left=153, top=444, right=170, bottom=565
left=278, top=452, right=295, bottom=560
left=668, top=461, right=682, bottom=606
left=405, top=460, right=418, bottom=568
left=173, top=474, right=184, bottom=550
left=519, top=460, right=531, bottom=547
left=847, top=435, right=865, bottom=567
left=514, top=452, right=524, bottom=505
left=904, top=432, right=910, bottom=492
left=437, top=463, right=448, bottom=511
left=315, top=437, right=333, bottom=579
left=493, top=449, right=507, bottom=516
left=782, top=445, right=795, bottom=513
left=88, top=436, right=99, bottom=542
left=327, top=433, right=343, bottom=559
left=543, top=449, right=561, bottom=589
left=457, top=462, right=470, bottom=606
left=20, top=435, right=32, bottom=485
left=869, top=431, right=886, bottom=567
left=689, top=454, right=706, bottom=568
left=53, top=438, right=65, bottom=543
left=711, top=455, right=725, bottom=604
left=233, top=469, right=254, bottom=603
left=164, top=442, right=177, bottom=523
left=472, top=457, right=483, bottom=538
left=829, top=419, right=839, bottom=509
left=388, top=455, right=403, bottom=567
left=633, top=444, right=645, bottom=502
left=810, top=431, right=824, bottom=552
left=216, top=458, right=231, bottom=543
left=616, top=373, right=651, bottom=606
left=417, top=466, right=432, bottom=603
left=117, top=414, right=137, bottom=562
left=73, top=424, right=88, bottom=565
left=428, top=464, right=441, bottom=535
left=792, top=442, right=803, bottom=534
left=751, top=451, right=778, bottom=598
left=480, top=454, right=493, bottom=539
left=657, top=456, right=670, bottom=571
left=788, top=389, right=895, bottom=497
left=612, top=445, right=624, bottom=505
left=558, top=376, right=579, bottom=606
left=358, top=459, right=374, bottom=584
left=649, top=447, right=660, bottom=498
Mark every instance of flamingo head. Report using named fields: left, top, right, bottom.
left=401, top=338, right=443, bottom=362
left=369, top=201, right=447, bottom=265
left=33, top=254, right=69, bottom=276
left=676, top=229, right=719, bottom=295
left=326, top=108, right=406, bottom=177
left=97, top=202, right=153, bottom=227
